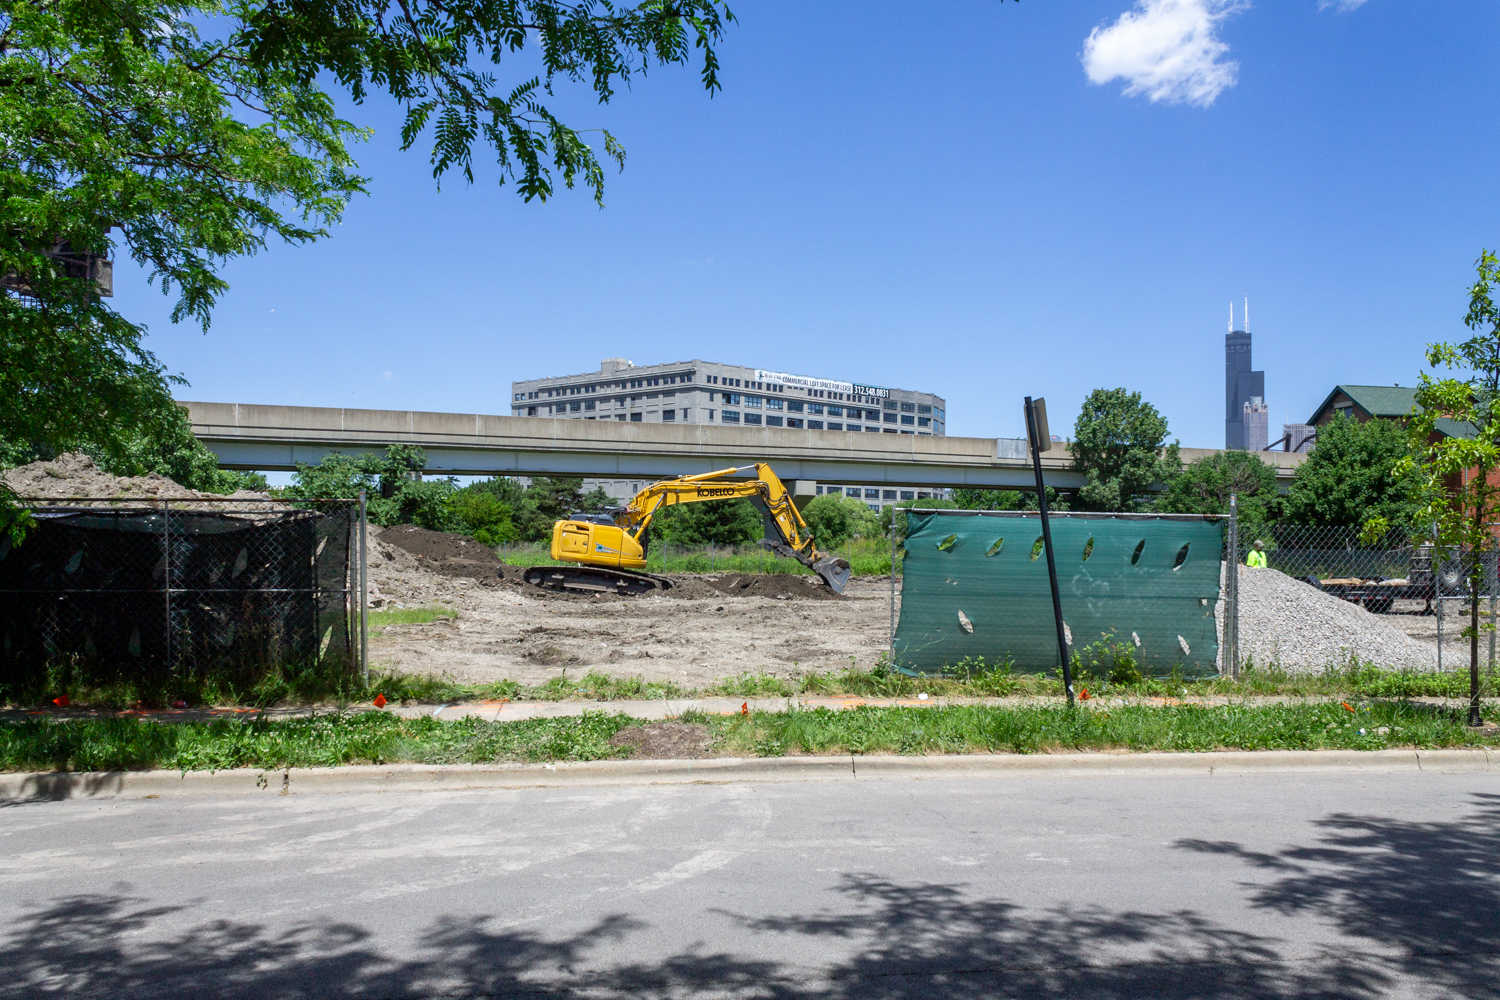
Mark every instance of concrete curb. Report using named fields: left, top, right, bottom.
left=1, top=748, right=1493, bottom=802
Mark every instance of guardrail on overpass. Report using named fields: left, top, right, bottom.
left=184, top=402, right=1306, bottom=491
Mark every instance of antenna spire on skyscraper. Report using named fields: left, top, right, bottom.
left=1245, top=297, right=1249, bottom=333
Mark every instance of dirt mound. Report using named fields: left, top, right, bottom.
left=609, top=722, right=712, bottom=759
left=376, top=525, right=508, bottom=580
left=3, top=452, right=272, bottom=505
left=696, top=573, right=841, bottom=601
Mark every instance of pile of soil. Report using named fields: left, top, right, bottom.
left=697, top=573, right=841, bottom=601
left=609, top=722, right=712, bottom=759
left=376, top=525, right=513, bottom=581
left=2, top=452, right=272, bottom=505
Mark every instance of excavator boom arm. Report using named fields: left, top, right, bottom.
left=619, top=464, right=850, bottom=592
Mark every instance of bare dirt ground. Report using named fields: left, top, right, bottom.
left=366, top=526, right=897, bottom=687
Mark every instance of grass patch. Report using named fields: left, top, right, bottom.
left=0, top=711, right=641, bottom=772
left=4, top=701, right=1497, bottom=773
left=717, top=701, right=1498, bottom=757
left=368, top=606, right=458, bottom=630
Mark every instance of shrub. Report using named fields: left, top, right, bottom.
left=803, top=494, right=881, bottom=549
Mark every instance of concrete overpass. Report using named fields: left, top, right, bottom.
left=184, top=401, right=1306, bottom=491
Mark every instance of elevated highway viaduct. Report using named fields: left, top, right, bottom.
left=184, top=402, right=1306, bottom=494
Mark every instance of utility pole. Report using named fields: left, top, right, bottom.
left=1025, top=396, right=1074, bottom=707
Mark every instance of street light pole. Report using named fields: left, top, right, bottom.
left=1026, top=396, right=1074, bottom=707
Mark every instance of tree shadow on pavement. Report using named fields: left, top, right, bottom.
left=4, top=797, right=1499, bottom=999
left=1177, top=790, right=1500, bottom=999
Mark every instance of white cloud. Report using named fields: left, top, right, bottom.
left=1082, top=0, right=1249, bottom=108
left=1318, top=0, right=1369, bottom=11
left=381, top=371, right=393, bottom=381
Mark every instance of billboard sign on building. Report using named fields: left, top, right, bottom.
left=755, top=370, right=890, bottom=398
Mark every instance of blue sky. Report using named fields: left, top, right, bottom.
left=118, top=0, right=1500, bottom=449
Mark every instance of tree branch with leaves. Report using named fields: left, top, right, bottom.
left=1385, top=250, right=1500, bottom=727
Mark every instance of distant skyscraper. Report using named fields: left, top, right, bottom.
left=1225, top=301, right=1264, bottom=450
left=1243, top=396, right=1268, bottom=452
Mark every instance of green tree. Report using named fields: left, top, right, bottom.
left=651, top=497, right=761, bottom=547
left=1159, top=450, right=1280, bottom=527
left=2, top=0, right=732, bottom=524
left=1389, top=250, right=1500, bottom=726
left=279, top=445, right=455, bottom=528
left=451, top=489, right=519, bottom=546
left=1282, top=415, right=1420, bottom=528
left=801, top=494, right=879, bottom=549
left=1070, top=388, right=1180, bottom=512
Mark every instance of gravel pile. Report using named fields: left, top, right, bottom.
left=1227, top=566, right=1437, bottom=673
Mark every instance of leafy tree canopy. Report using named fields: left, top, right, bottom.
left=1282, top=415, right=1421, bottom=528
left=651, top=496, right=760, bottom=548
left=1158, top=450, right=1279, bottom=526
left=801, top=494, right=880, bottom=550
left=1, top=0, right=732, bottom=509
left=1070, top=388, right=1180, bottom=513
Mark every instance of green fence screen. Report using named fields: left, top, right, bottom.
left=893, top=511, right=1224, bottom=678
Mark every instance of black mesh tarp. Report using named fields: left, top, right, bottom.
left=0, top=503, right=357, bottom=688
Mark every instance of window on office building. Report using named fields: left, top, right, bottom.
left=846, top=488, right=860, bottom=497
left=846, top=424, right=860, bottom=432
left=706, top=409, right=715, bottom=420
left=787, top=400, right=804, bottom=413
left=884, top=400, right=898, bottom=411
left=807, top=420, right=823, bottom=430
left=630, top=413, right=642, bottom=422
left=900, top=490, right=915, bottom=501
left=901, top=402, right=915, bottom=412
left=918, top=417, right=930, bottom=427
left=527, top=407, right=536, bottom=416
left=918, top=404, right=932, bottom=414
left=866, top=425, right=882, bottom=432
left=807, top=404, right=823, bottom=415
left=584, top=400, right=595, bottom=411
left=722, top=411, right=740, bottom=423
left=744, top=396, right=762, bottom=408
left=884, top=428, right=897, bottom=434
left=827, top=406, right=842, bottom=417
left=662, top=410, right=675, bottom=421
left=883, top=490, right=897, bottom=500
left=744, top=413, right=762, bottom=425
left=900, top=414, right=914, bottom=425
left=722, top=393, right=740, bottom=405
left=826, top=422, right=842, bottom=431
left=786, top=418, right=803, bottom=428
left=865, top=489, right=880, bottom=499
left=766, top=397, right=783, bottom=410
left=766, top=415, right=783, bottom=427
left=883, top=412, right=897, bottom=423
left=570, top=402, right=581, bottom=412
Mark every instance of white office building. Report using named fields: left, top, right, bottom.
left=510, top=358, right=948, bottom=511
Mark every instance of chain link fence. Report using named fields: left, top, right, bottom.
left=0, top=498, right=367, bottom=696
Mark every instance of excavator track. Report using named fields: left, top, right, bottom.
left=524, top=565, right=674, bottom=596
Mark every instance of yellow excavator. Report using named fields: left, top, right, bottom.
left=524, top=463, right=852, bottom=595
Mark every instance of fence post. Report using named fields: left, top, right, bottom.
left=1489, top=548, right=1496, bottom=676
left=1226, top=494, right=1239, bottom=679
left=162, top=499, right=172, bottom=673
left=358, top=491, right=368, bottom=684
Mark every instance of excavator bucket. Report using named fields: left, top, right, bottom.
left=813, top=555, right=852, bottom=594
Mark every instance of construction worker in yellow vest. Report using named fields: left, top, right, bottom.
left=1246, top=540, right=1268, bottom=568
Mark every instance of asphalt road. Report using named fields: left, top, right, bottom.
left=2, top=769, right=1497, bottom=999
